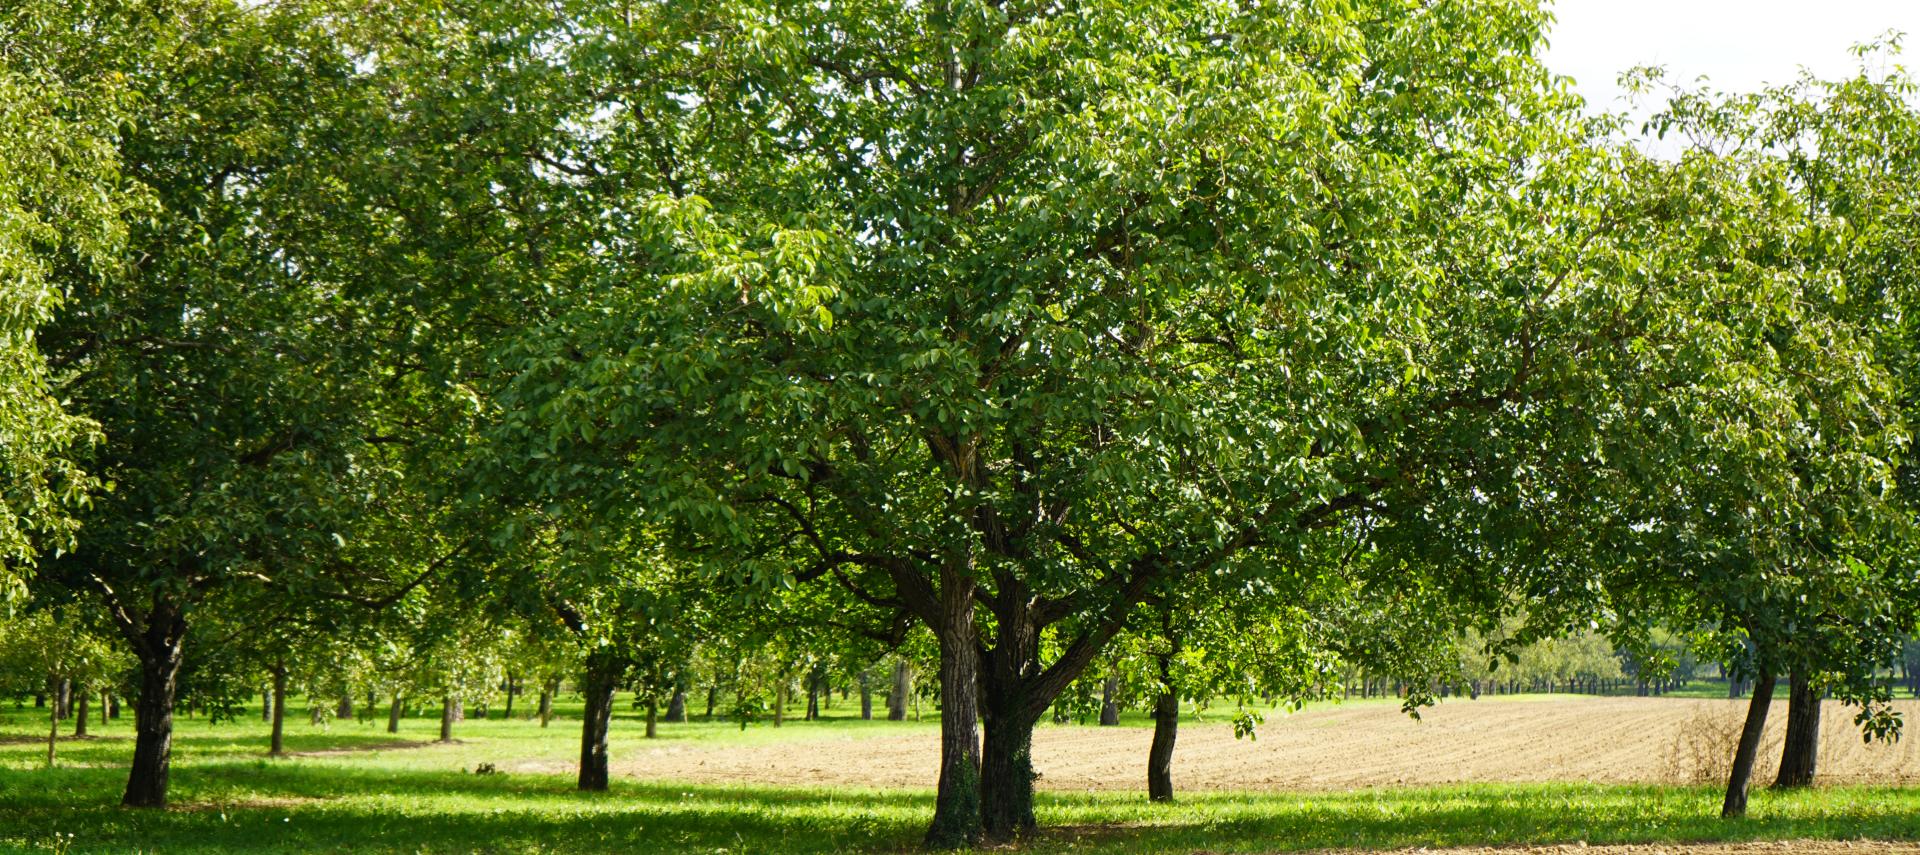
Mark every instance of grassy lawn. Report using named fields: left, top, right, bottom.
left=1, top=696, right=1918, bottom=853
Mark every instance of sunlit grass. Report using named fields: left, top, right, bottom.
left=1, top=694, right=1916, bottom=853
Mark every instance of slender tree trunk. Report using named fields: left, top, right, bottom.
left=1147, top=649, right=1179, bottom=802
left=1773, top=669, right=1821, bottom=789
left=773, top=675, right=787, bottom=727
left=859, top=669, right=873, bottom=720
left=387, top=694, right=403, bottom=733
left=1723, top=670, right=1778, bottom=818
left=888, top=660, right=910, bottom=721
left=539, top=681, right=555, bottom=728
left=704, top=684, right=717, bottom=719
left=55, top=678, right=70, bottom=720
left=123, top=613, right=186, bottom=808
left=269, top=663, right=288, bottom=756
left=578, top=651, right=620, bottom=791
left=262, top=687, right=272, bottom=722
left=438, top=695, right=455, bottom=743
left=645, top=698, right=659, bottom=739
left=1099, top=674, right=1120, bottom=726
left=73, top=686, right=89, bottom=738
left=46, top=687, right=58, bottom=767
left=107, top=691, right=119, bottom=719
left=503, top=673, right=516, bottom=720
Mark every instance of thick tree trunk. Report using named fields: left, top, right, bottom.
left=923, top=608, right=983, bottom=848
left=980, top=710, right=1040, bottom=841
left=1723, top=670, right=1777, bottom=818
left=438, top=696, right=455, bottom=743
left=269, top=664, right=288, bottom=756
left=1099, top=674, right=1120, bottom=726
left=123, top=613, right=186, bottom=808
left=666, top=688, right=686, bottom=723
left=73, top=687, right=89, bottom=738
left=387, top=694, right=403, bottom=733
left=888, top=660, right=910, bottom=721
left=1773, top=669, right=1821, bottom=789
left=578, top=651, right=620, bottom=791
left=1147, top=682, right=1178, bottom=802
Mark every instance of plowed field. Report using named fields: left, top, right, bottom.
left=562, top=697, right=1920, bottom=791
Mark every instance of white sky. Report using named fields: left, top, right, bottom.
left=1542, top=0, right=1920, bottom=114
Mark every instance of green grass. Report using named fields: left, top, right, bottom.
left=1, top=696, right=1918, bottom=853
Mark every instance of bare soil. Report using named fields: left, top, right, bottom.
left=588, top=697, right=1920, bottom=791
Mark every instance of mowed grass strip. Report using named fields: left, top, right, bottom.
left=1, top=699, right=1918, bottom=853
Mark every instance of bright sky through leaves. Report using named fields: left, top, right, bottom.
left=1544, top=0, right=1920, bottom=114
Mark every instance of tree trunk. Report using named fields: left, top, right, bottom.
left=73, top=686, right=89, bottom=738
left=539, top=681, right=555, bottom=728
left=888, top=660, right=911, bottom=721
left=773, top=675, right=787, bottom=727
left=806, top=673, right=820, bottom=721
left=269, top=663, right=288, bottom=756
left=337, top=692, right=353, bottom=720
left=666, top=688, right=687, bottom=723
left=108, top=691, right=119, bottom=719
left=1148, top=670, right=1178, bottom=802
left=122, top=611, right=186, bottom=808
left=704, top=684, right=717, bottom=719
left=645, top=698, right=659, bottom=739
left=1773, top=669, right=1821, bottom=789
left=262, top=687, right=272, bottom=722
left=1723, top=670, right=1777, bottom=818
left=503, top=673, right=516, bottom=720
left=387, top=694, right=403, bottom=733
left=1099, top=674, right=1120, bottom=726
left=55, top=678, right=70, bottom=721
left=924, top=612, right=984, bottom=849
left=438, top=695, right=455, bottom=743
left=578, top=651, right=620, bottom=791
left=46, top=687, right=58, bottom=767
left=859, top=669, right=873, bottom=720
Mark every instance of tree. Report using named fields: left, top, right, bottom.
left=493, top=0, right=1740, bottom=843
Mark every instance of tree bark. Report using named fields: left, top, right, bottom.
left=704, top=684, right=717, bottom=719
left=438, top=695, right=455, bottom=743
left=1099, top=674, right=1120, bottom=726
left=123, top=611, right=186, bottom=808
left=269, top=663, right=288, bottom=756
left=645, top=698, right=659, bottom=738
left=859, top=669, right=873, bottom=720
left=46, top=687, right=58, bottom=767
left=923, top=609, right=984, bottom=849
left=578, top=650, right=620, bottom=791
left=73, top=686, right=89, bottom=738
left=1723, top=670, right=1777, bottom=818
left=539, top=681, right=555, bottom=728
left=55, top=678, right=70, bottom=720
left=387, top=694, right=403, bottom=733
left=1773, top=669, right=1821, bottom=789
left=1147, top=666, right=1178, bottom=802
left=666, top=688, right=687, bottom=723
left=888, top=660, right=911, bottom=721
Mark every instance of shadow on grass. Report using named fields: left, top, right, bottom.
left=3, top=756, right=1920, bottom=855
